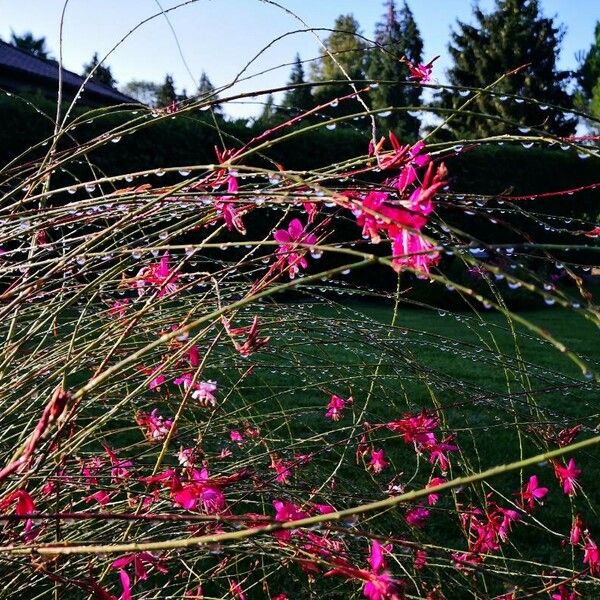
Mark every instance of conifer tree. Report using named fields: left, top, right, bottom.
left=576, top=21, right=600, bottom=119
left=197, top=71, right=222, bottom=113
left=439, top=0, right=575, bottom=137
left=311, top=14, right=367, bottom=115
left=156, top=74, right=177, bottom=108
left=367, top=1, right=423, bottom=139
left=281, top=54, right=314, bottom=115
left=82, top=52, right=117, bottom=87
left=9, top=31, right=52, bottom=59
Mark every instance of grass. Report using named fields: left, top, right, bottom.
left=3, top=295, right=598, bottom=598
left=210, top=297, right=599, bottom=592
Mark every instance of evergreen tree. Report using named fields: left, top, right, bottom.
left=10, top=31, right=52, bottom=59
left=197, top=71, right=222, bottom=113
left=82, top=52, right=117, bottom=87
left=257, top=94, right=277, bottom=127
left=120, top=80, right=159, bottom=106
left=576, top=22, right=600, bottom=119
left=367, top=1, right=423, bottom=139
left=281, top=54, right=314, bottom=115
left=439, top=0, right=575, bottom=137
left=311, top=14, right=367, bottom=115
left=156, top=74, right=177, bottom=108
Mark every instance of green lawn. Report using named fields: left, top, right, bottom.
left=208, top=298, right=599, bottom=593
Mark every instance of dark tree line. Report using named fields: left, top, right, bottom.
left=5, top=0, right=600, bottom=133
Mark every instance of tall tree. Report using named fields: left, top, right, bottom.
left=82, top=52, right=117, bottom=87
left=311, top=14, right=367, bottom=115
left=120, top=80, right=159, bottom=106
left=439, top=0, right=575, bottom=137
left=281, top=54, right=314, bottom=115
left=156, top=74, right=177, bottom=108
left=10, top=31, right=52, bottom=59
left=257, top=94, right=277, bottom=127
left=367, top=1, right=424, bottom=139
left=197, top=71, right=222, bottom=113
left=576, top=21, right=600, bottom=119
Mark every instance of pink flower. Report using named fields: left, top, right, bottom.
left=325, top=540, right=403, bottom=600
left=191, top=380, right=218, bottom=408
left=520, top=475, right=548, bottom=510
left=391, top=229, right=439, bottom=277
left=363, top=540, right=403, bottom=600
left=497, top=507, right=520, bottom=542
left=109, top=299, right=129, bottom=318
left=214, top=199, right=246, bottom=234
left=368, top=449, right=389, bottom=474
left=229, top=579, right=246, bottom=600
left=424, top=436, right=458, bottom=473
left=178, top=448, right=196, bottom=468
left=583, top=535, right=600, bottom=576
left=426, top=477, right=446, bottom=506
left=405, top=505, right=430, bottom=528
left=553, top=458, right=581, bottom=496
left=222, top=316, right=270, bottom=357
left=273, top=499, right=309, bottom=541
left=270, top=455, right=293, bottom=484
left=273, top=218, right=317, bottom=279
left=395, top=141, right=430, bottom=192
left=570, top=514, right=583, bottom=545
left=104, top=445, right=133, bottom=483
left=136, top=251, right=179, bottom=297
left=406, top=161, right=447, bottom=216
left=230, top=430, right=244, bottom=444
left=414, top=549, right=427, bottom=570
left=172, top=468, right=226, bottom=514
left=406, top=56, right=438, bottom=83
left=84, top=490, right=111, bottom=506
left=188, top=344, right=200, bottom=367
left=551, top=584, right=577, bottom=600
left=354, top=191, right=426, bottom=245
left=326, top=394, right=352, bottom=421
left=0, top=489, right=35, bottom=515
left=136, top=409, right=175, bottom=443
left=387, top=411, right=439, bottom=446
left=81, top=456, right=104, bottom=487
left=148, top=370, right=166, bottom=391
left=111, top=552, right=168, bottom=600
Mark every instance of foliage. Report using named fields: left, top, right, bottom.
left=82, top=52, right=117, bottom=88
left=576, top=21, right=600, bottom=120
left=0, top=7, right=599, bottom=599
left=310, top=14, right=368, bottom=115
left=8, top=30, right=53, bottom=59
left=366, top=0, right=423, bottom=139
left=280, top=54, right=314, bottom=116
left=120, top=80, right=160, bottom=106
left=197, top=70, right=222, bottom=113
left=438, top=0, right=576, bottom=137
left=156, top=74, right=177, bottom=107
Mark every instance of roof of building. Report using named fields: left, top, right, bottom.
left=0, top=40, right=136, bottom=105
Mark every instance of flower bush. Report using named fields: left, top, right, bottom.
left=0, top=13, right=598, bottom=600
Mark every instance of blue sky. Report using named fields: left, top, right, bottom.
left=1, top=0, right=598, bottom=117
